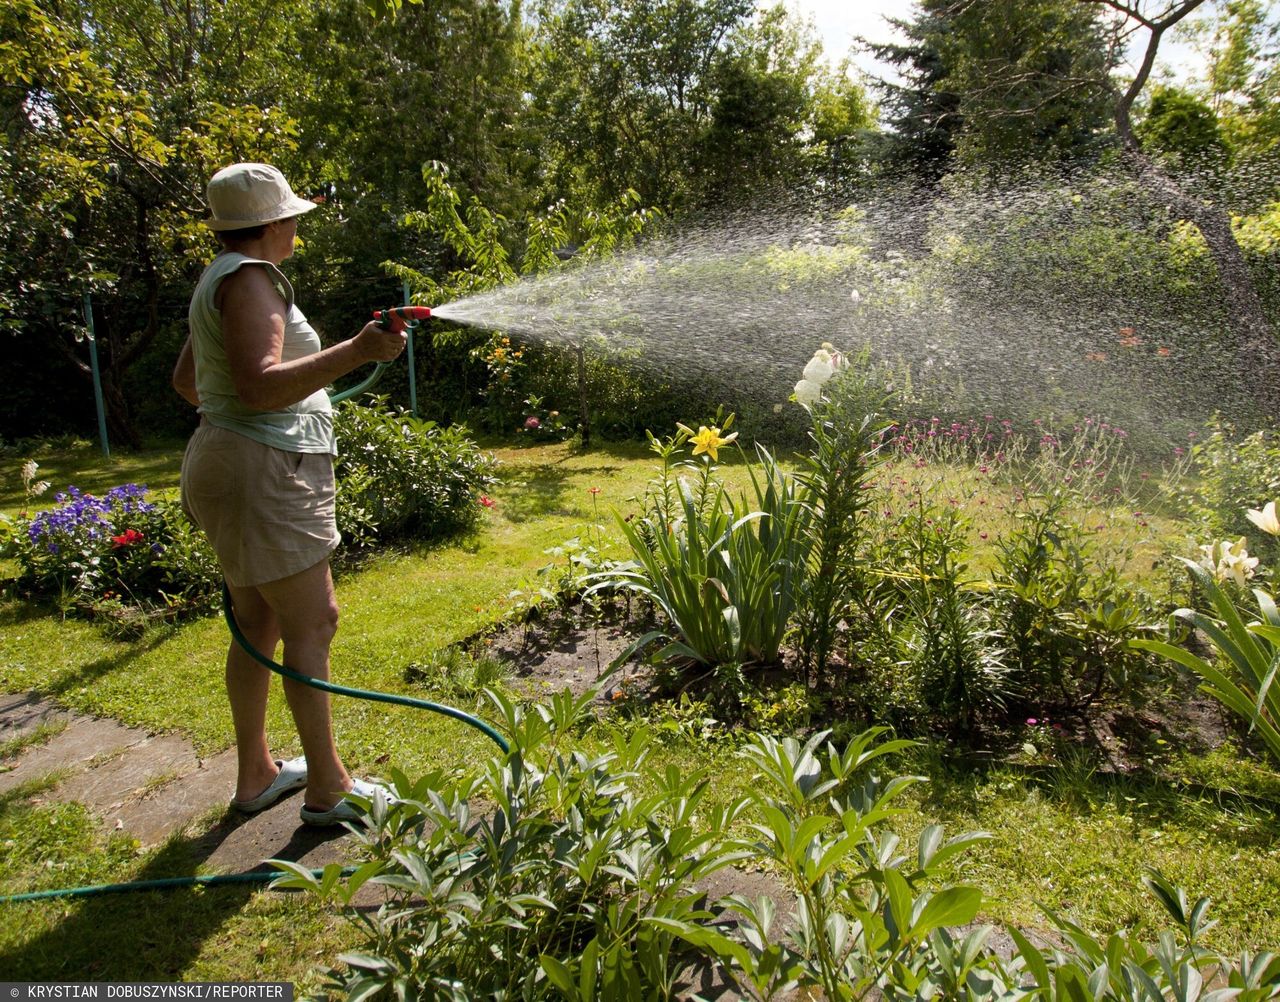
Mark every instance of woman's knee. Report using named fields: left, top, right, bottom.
left=281, top=598, right=339, bottom=649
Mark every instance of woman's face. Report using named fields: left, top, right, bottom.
left=268, top=215, right=299, bottom=263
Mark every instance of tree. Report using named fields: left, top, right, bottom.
left=1135, top=84, right=1229, bottom=167
left=0, top=0, right=306, bottom=445
left=527, top=0, right=755, bottom=209
left=697, top=5, right=870, bottom=200
left=287, top=0, right=532, bottom=340
left=866, top=0, right=1117, bottom=175
left=863, top=4, right=965, bottom=181
left=1082, top=0, right=1280, bottom=415
left=1177, top=0, right=1280, bottom=207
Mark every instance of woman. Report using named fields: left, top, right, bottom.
left=173, top=163, right=405, bottom=825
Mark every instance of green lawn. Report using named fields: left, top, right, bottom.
left=1, top=436, right=1277, bottom=981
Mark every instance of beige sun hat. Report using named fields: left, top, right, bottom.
left=203, top=163, right=319, bottom=231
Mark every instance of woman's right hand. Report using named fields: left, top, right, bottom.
left=353, top=320, right=408, bottom=362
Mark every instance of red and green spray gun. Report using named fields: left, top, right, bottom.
left=372, top=305, right=433, bottom=332
left=328, top=306, right=433, bottom=404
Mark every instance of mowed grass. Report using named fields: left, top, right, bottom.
left=1, top=436, right=1278, bottom=978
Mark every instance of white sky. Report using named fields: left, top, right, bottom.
left=783, top=0, right=1209, bottom=85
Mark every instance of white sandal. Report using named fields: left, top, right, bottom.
left=230, top=757, right=308, bottom=813
left=298, top=778, right=393, bottom=827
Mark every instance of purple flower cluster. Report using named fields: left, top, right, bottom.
left=26, top=484, right=156, bottom=548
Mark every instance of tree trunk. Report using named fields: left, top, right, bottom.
left=1093, top=0, right=1280, bottom=417
left=1121, top=146, right=1280, bottom=416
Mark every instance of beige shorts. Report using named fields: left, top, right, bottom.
left=180, top=422, right=341, bottom=588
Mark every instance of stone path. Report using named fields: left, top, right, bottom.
left=0, top=692, right=358, bottom=878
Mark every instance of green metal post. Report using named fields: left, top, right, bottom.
left=404, top=279, right=418, bottom=417
left=82, top=293, right=110, bottom=459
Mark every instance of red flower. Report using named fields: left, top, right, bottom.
left=111, top=528, right=144, bottom=548
left=478, top=495, right=495, bottom=508
left=588, top=486, right=601, bottom=496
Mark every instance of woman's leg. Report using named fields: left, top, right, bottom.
left=224, top=581, right=283, bottom=803
left=254, top=559, right=352, bottom=810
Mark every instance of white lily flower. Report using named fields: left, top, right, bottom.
left=1246, top=500, right=1280, bottom=536
left=803, top=350, right=835, bottom=385
left=794, top=378, right=822, bottom=407
left=1198, top=538, right=1259, bottom=587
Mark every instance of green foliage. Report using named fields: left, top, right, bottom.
left=3, top=482, right=219, bottom=621
left=991, top=494, right=1153, bottom=713
left=284, top=704, right=1280, bottom=1001
left=1180, top=416, right=1280, bottom=572
left=1135, top=559, right=1280, bottom=769
left=792, top=354, right=890, bottom=685
left=590, top=419, right=810, bottom=670
left=1137, top=86, right=1229, bottom=170
left=276, top=687, right=751, bottom=1000
left=0, top=0, right=307, bottom=444
left=869, top=0, right=1115, bottom=176
left=893, top=492, right=1010, bottom=733
left=331, top=398, right=498, bottom=549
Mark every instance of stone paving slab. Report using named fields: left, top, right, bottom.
left=114, top=747, right=239, bottom=846
left=200, top=801, right=357, bottom=874
left=0, top=693, right=70, bottom=745
left=58, top=732, right=201, bottom=816
left=0, top=714, right=147, bottom=794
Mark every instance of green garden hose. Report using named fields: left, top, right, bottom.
left=0, top=587, right=509, bottom=904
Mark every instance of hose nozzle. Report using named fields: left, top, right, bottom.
left=373, top=305, right=432, bottom=333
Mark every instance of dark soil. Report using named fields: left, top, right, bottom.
left=481, top=602, right=1252, bottom=786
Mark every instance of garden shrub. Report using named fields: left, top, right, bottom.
left=2, top=483, right=220, bottom=622
left=990, top=494, right=1153, bottom=713
left=277, top=687, right=750, bottom=1000
left=332, top=397, right=498, bottom=548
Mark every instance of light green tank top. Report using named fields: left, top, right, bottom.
left=188, top=252, right=336, bottom=455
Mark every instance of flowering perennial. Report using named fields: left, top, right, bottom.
left=793, top=344, right=844, bottom=407
left=1196, top=537, right=1259, bottom=588
left=1246, top=500, right=1280, bottom=536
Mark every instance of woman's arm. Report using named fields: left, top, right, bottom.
left=172, top=335, right=200, bottom=406
left=221, top=265, right=406, bottom=411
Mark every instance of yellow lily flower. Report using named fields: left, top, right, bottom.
left=690, top=425, right=737, bottom=462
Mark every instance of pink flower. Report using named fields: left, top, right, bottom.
left=1026, top=718, right=1038, bottom=726
left=524, top=416, right=541, bottom=430
left=478, top=495, right=495, bottom=508
left=588, top=486, right=601, bottom=496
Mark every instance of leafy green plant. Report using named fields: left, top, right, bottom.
left=893, top=491, right=1008, bottom=734
left=1003, top=869, right=1280, bottom=1002
left=590, top=424, right=809, bottom=671
left=657, top=727, right=999, bottom=1001
left=992, top=494, right=1153, bottom=712
left=332, top=397, right=498, bottom=548
left=1134, top=559, right=1280, bottom=768
left=792, top=351, right=889, bottom=686
left=5, top=482, right=219, bottom=619
left=273, top=687, right=749, bottom=1001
